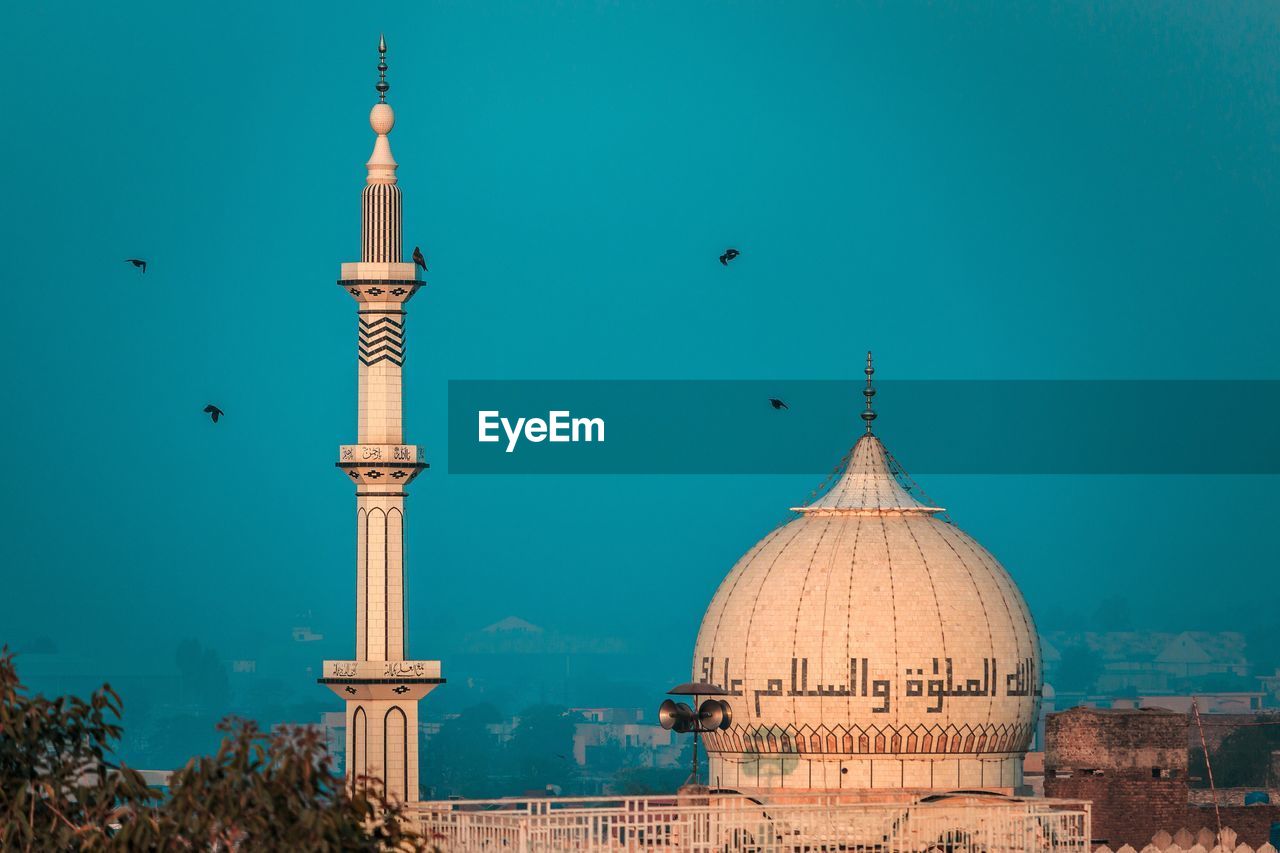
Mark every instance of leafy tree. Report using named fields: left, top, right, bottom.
left=118, top=718, right=424, bottom=850
left=1243, top=621, right=1280, bottom=675
left=613, top=741, right=692, bottom=795
left=509, top=705, right=580, bottom=794
left=0, top=647, right=156, bottom=849
left=613, top=765, right=689, bottom=795
left=1203, top=718, right=1280, bottom=788
left=174, top=639, right=229, bottom=709
left=423, top=703, right=506, bottom=799
left=0, top=648, right=427, bottom=850
left=1188, top=745, right=1210, bottom=787
left=586, top=734, right=630, bottom=777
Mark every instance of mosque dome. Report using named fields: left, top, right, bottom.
left=692, top=357, right=1041, bottom=793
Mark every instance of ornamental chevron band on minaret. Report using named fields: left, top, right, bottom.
left=358, top=315, right=404, bottom=367
left=320, top=36, right=443, bottom=806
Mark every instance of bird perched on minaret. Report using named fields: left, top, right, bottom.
left=413, top=246, right=428, bottom=271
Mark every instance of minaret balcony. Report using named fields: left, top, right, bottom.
left=338, top=261, right=422, bottom=304
left=337, top=443, right=427, bottom=486
left=319, top=659, right=444, bottom=701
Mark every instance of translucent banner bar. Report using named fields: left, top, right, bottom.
left=446, top=380, right=1280, bottom=474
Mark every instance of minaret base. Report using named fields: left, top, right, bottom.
left=320, top=660, right=443, bottom=803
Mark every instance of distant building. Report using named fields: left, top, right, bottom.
left=459, top=616, right=626, bottom=655
left=1022, top=750, right=1045, bottom=797
left=1258, top=667, right=1280, bottom=703
left=320, top=711, right=346, bottom=776
left=570, top=707, right=680, bottom=767
left=1135, top=692, right=1265, bottom=715
left=483, top=616, right=544, bottom=636
left=1043, top=630, right=1252, bottom=695
left=575, top=707, right=642, bottom=725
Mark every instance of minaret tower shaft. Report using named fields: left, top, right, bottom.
left=320, top=36, right=443, bottom=805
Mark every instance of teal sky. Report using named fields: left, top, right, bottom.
left=1, top=1, right=1278, bottom=693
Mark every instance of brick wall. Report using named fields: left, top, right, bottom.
left=1046, top=775, right=1186, bottom=847
left=1046, top=708, right=1186, bottom=846
left=1208, top=805, right=1280, bottom=848
left=1046, top=707, right=1186, bottom=773
left=1045, top=707, right=1280, bottom=848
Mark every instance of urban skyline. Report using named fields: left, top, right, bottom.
left=3, top=2, right=1280, bottom=849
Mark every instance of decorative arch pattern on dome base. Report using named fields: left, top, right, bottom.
left=703, top=720, right=1033, bottom=757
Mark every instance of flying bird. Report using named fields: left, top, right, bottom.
left=203, top=404, right=224, bottom=423
left=125, top=258, right=147, bottom=273
left=719, top=248, right=740, bottom=266
left=412, top=246, right=428, bottom=272
left=769, top=398, right=788, bottom=410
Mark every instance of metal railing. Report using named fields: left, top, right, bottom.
left=415, top=791, right=1091, bottom=852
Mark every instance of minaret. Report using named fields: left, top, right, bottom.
left=320, top=36, right=443, bottom=804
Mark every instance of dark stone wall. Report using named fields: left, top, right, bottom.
left=1046, top=707, right=1186, bottom=773
left=1045, top=707, right=1280, bottom=848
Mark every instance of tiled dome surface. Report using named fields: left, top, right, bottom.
left=692, top=434, right=1041, bottom=791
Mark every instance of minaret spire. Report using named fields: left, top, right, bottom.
left=376, top=34, right=389, bottom=102
left=363, top=35, right=401, bottom=260
left=861, top=351, right=877, bottom=433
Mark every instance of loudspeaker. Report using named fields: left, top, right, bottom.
left=714, top=699, right=733, bottom=730
left=697, top=699, right=724, bottom=731
left=659, top=699, right=696, bottom=733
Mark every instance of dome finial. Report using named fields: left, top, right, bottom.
left=861, top=351, right=877, bottom=433
left=376, top=34, right=389, bottom=103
